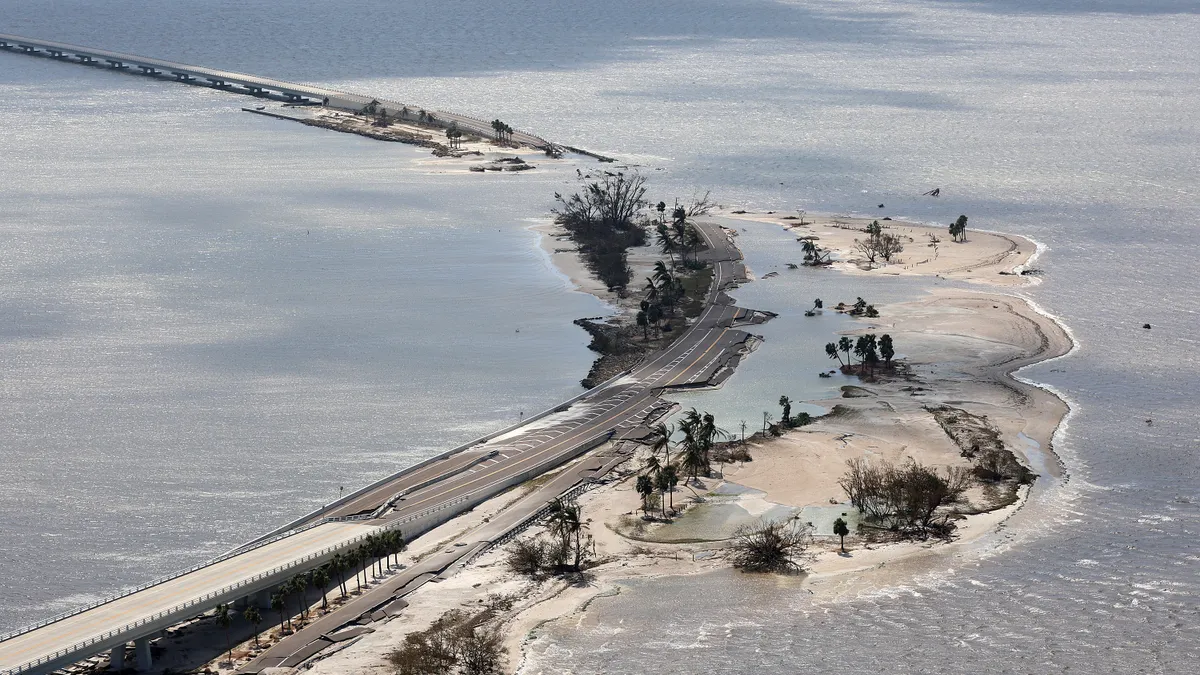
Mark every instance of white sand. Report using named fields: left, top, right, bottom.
left=271, top=211, right=1072, bottom=674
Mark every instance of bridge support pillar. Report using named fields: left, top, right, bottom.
left=256, top=587, right=273, bottom=609
left=109, top=643, right=126, bottom=671
left=135, top=636, right=152, bottom=671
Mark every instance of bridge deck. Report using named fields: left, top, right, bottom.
left=0, top=522, right=372, bottom=674
left=0, top=33, right=549, bottom=148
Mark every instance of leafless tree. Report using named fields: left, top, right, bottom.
left=729, top=519, right=814, bottom=573
left=839, top=458, right=974, bottom=536
left=854, top=231, right=904, bottom=264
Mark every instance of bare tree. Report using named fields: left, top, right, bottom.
left=684, top=190, right=715, bottom=217
left=729, top=519, right=814, bottom=573
left=853, top=230, right=904, bottom=265
left=838, top=458, right=974, bottom=536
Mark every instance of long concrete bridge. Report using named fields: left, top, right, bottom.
left=0, top=222, right=766, bottom=675
left=0, top=33, right=551, bottom=149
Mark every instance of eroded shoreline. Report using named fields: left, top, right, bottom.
left=292, top=211, right=1075, bottom=675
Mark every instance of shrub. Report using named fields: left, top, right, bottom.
left=505, top=539, right=550, bottom=578
left=729, top=519, right=814, bottom=574
left=389, top=610, right=504, bottom=675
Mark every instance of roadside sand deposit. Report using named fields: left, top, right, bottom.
left=268, top=212, right=1071, bottom=675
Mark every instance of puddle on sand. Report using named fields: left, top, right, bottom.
left=1016, top=431, right=1053, bottom=478
left=638, top=483, right=862, bottom=541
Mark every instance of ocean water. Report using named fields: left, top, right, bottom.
left=2, top=0, right=1198, bottom=671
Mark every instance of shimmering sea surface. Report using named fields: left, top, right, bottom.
left=1, top=1, right=1197, bottom=671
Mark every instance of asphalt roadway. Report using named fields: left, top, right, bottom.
left=0, top=221, right=762, bottom=675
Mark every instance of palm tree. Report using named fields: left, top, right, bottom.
left=643, top=277, right=659, bottom=303
left=779, top=396, right=792, bottom=427
left=838, top=337, right=853, bottom=366
left=671, top=208, right=689, bottom=263
left=697, top=412, right=727, bottom=472
left=801, top=239, right=819, bottom=264
left=330, top=553, right=347, bottom=598
left=370, top=535, right=382, bottom=577
left=244, top=605, right=262, bottom=648
left=642, top=450, right=663, bottom=478
left=215, top=603, right=234, bottom=666
left=350, top=548, right=364, bottom=593
left=647, top=304, right=663, bottom=338
left=636, top=310, right=649, bottom=340
left=545, top=499, right=584, bottom=570
left=649, top=422, right=673, bottom=466
left=635, top=475, right=654, bottom=514
left=811, top=298, right=823, bottom=312
left=853, top=336, right=868, bottom=370
left=655, top=222, right=677, bottom=267
left=826, top=342, right=844, bottom=367
left=652, top=260, right=674, bottom=288
left=313, top=567, right=331, bottom=611
left=950, top=214, right=968, bottom=242
left=679, top=436, right=705, bottom=483
left=387, top=530, right=406, bottom=568
left=270, top=592, right=288, bottom=633
left=684, top=226, right=704, bottom=264
left=292, top=573, right=310, bottom=620
left=656, top=465, right=679, bottom=515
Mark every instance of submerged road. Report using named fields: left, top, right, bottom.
left=0, top=222, right=764, bottom=675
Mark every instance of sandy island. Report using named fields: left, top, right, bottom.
left=272, top=211, right=1073, bottom=675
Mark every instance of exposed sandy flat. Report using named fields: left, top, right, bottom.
left=717, top=208, right=1039, bottom=286
left=259, top=214, right=1073, bottom=675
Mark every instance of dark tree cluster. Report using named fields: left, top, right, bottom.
left=949, top=214, right=969, bottom=242
left=825, top=333, right=895, bottom=375
left=637, top=260, right=684, bottom=340
left=653, top=195, right=713, bottom=270
left=834, top=297, right=879, bottom=318
left=838, top=458, right=974, bottom=537
left=445, top=123, right=464, bottom=149
left=490, top=119, right=514, bottom=142
left=553, top=172, right=650, bottom=292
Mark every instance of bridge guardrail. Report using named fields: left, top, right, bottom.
left=0, top=496, right=471, bottom=675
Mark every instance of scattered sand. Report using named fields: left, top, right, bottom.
left=266, top=212, right=1072, bottom=674
left=717, top=208, right=1039, bottom=286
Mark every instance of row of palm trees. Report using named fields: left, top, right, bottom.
left=636, top=260, right=685, bottom=340
left=654, top=204, right=706, bottom=268
left=635, top=411, right=728, bottom=518
left=490, top=119, right=514, bottom=142
left=205, top=529, right=407, bottom=667
left=824, top=334, right=895, bottom=372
